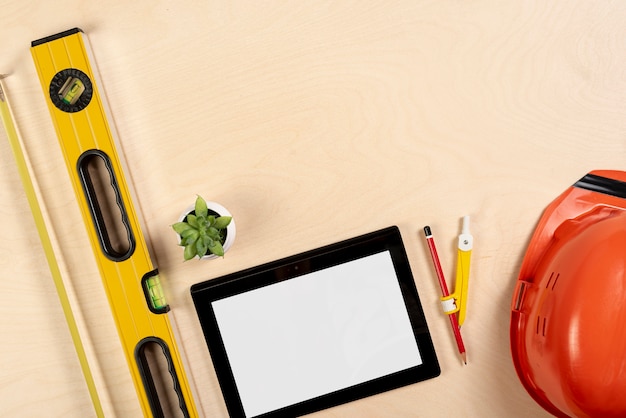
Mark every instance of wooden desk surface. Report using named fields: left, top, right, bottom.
left=1, top=1, right=625, bottom=416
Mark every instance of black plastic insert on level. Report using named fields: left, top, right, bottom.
left=32, top=27, right=83, bottom=47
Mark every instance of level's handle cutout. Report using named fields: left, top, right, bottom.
left=135, top=338, right=190, bottom=418
left=77, top=150, right=135, bottom=261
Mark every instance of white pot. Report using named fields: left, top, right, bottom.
left=177, top=201, right=236, bottom=260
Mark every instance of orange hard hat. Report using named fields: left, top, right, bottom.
left=511, top=170, right=626, bottom=418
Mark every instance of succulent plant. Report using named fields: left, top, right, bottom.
left=172, top=195, right=232, bottom=260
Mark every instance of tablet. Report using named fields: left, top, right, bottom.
left=191, top=226, right=440, bottom=417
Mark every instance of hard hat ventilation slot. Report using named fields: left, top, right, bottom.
left=512, top=281, right=529, bottom=312
left=546, top=272, right=560, bottom=290
left=534, top=272, right=560, bottom=338
left=536, top=315, right=548, bottom=337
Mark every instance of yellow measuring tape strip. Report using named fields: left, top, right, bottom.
left=31, top=29, right=198, bottom=417
left=0, top=77, right=105, bottom=417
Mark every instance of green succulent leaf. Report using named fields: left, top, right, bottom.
left=182, top=231, right=199, bottom=246
left=172, top=222, right=192, bottom=234
left=213, top=216, right=232, bottom=229
left=195, top=195, right=208, bottom=218
left=196, top=239, right=208, bottom=257
left=208, top=240, right=225, bottom=257
left=180, top=226, right=200, bottom=238
left=183, top=244, right=197, bottom=261
left=186, top=214, right=199, bottom=228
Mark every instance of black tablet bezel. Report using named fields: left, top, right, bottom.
left=190, top=226, right=440, bottom=417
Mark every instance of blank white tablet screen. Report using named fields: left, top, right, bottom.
left=211, top=250, right=423, bottom=417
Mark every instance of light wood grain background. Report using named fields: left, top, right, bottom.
left=1, top=1, right=625, bottom=417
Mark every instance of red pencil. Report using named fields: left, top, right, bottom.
left=423, top=226, right=467, bottom=365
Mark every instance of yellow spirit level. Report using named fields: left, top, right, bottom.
left=31, top=28, right=198, bottom=417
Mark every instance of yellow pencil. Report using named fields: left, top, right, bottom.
left=0, top=76, right=105, bottom=417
